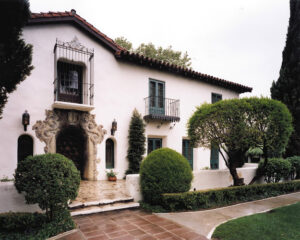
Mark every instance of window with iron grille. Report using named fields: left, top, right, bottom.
left=54, top=38, right=94, bottom=105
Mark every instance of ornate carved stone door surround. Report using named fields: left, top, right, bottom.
left=33, top=109, right=106, bottom=180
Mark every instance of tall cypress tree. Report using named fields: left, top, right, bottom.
left=271, top=0, right=300, bottom=156
left=0, top=0, right=33, bottom=119
left=126, top=109, right=146, bottom=174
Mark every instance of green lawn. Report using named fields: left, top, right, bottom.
left=212, top=202, right=300, bottom=240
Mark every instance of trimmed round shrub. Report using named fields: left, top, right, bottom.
left=14, top=153, right=80, bottom=221
left=258, top=158, right=291, bottom=183
left=286, top=156, right=300, bottom=180
left=140, top=148, right=193, bottom=205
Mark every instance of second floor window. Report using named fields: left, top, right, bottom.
left=212, top=93, right=222, bottom=103
left=57, top=61, right=83, bottom=104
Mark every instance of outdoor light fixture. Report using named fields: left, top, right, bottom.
left=111, top=119, right=117, bottom=135
left=22, top=110, right=30, bottom=131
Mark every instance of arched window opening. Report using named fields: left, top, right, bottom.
left=18, top=135, right=33, bottom=162
left=106, top=139, right=115, bottom=169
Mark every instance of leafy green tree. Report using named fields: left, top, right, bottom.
left=126, top=109, right=146, bottom=174
left=188, top=98, right=293, bottom=186
left=115, top=36, right=192, bottom=68
left=115, top=36, right=133, bottom=51
left=270, top=0, right=300, bottom=156
left=0, top=0, right=33, bottom=119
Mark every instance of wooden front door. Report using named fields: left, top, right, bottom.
left=56, top=126, right=86, bottom=178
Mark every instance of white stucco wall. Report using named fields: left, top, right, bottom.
left=126, top=164, right=261, bottom=202
left=0, top=23, right=239, bottom=180
left=0, top=182, right=41, bottom=213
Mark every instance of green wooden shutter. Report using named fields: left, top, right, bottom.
left=210, top=145, right=219, bottom=169
left=182, top=140, right=193, bottom=169
left=210, top=93, right=221, bottom=169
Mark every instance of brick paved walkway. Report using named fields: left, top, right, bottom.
left=56, top=209, right=208, bottom=240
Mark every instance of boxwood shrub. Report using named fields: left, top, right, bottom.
left=287, top=156, right=300, bottom=180
left=161, top=180, right=300, bottom=211
left=14, top=153, right=80, bottom=221
left=258, top=158, right=291, bottom=183
left=140, top=148, right=193, bottom=205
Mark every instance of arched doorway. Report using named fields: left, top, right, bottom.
left=18, top=135, right=33, bottom=162
left=56, top=125, right=86, bottom=178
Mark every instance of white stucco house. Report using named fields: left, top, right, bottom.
left=0, top=10, right=252, bottom=181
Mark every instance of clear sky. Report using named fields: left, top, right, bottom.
left=29, top=0, right=290, bottom=97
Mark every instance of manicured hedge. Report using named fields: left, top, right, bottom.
left=0, top=210, right=75, bottom=240
left=161, top=180, right=300, bottom=211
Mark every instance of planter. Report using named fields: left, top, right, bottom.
left=108, top=176, right=117, bottom=181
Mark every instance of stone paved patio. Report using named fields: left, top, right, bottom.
left=70, top=180, right=131, bottom=206
left=57, top=209, right=208, bottom=240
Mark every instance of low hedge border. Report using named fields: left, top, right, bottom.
left=162, top=180, right=300, bottom=212
left=0, top=210, right=75, bottom=240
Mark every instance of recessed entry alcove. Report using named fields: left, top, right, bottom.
left=56, top=125, right=87, bottom=178
left=32, top=109, right=106, bottom=180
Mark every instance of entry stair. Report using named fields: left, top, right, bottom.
left=69, top=197, right=139, bottom=216
left=68, top=180, right=139, bottom=216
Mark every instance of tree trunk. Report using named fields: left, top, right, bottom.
left=227, top=149, right=247, bottom=186
left=249, top=141, right=268, bottom=185
left=228, top=163, right=244, bottom=186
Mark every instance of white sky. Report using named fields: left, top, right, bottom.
left=29, top=0, right=290, bottom=97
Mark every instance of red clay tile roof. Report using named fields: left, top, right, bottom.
left=28, top=10, right=252, bottom=94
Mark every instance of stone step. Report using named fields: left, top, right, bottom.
left=70, top=202, right=140, bottom=216
left=68, top=196, right=134, bottom=209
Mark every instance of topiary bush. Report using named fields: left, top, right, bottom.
left=140, top=148, right=193, bottom=205
left=14, top=153, right=80, bottom=221
left=287, top=156, right=300, bottom=180
left=258, top=158, right=291, bottom=183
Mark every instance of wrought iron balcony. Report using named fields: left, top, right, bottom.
left=53, top=79, right=94, bottom=112
left=54, top=79, right=94, bottom=104
left=144, top=96, right=180, bottom=122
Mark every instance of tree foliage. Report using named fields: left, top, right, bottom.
left=270, top=0, right=300, bottom=156
left=0, top=0, right=33, bottom=119
left=126, top=109, right=146, bottom=174
left=115, top=36, right=192, bottom=68
left=115, top=36, right=133, bottom=51
left=188, top=97, right=293, bottom=185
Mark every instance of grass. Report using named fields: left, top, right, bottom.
left=212, top=202, right=300, bottom=240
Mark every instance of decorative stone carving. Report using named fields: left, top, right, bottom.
left=33, top=109, right=106, bottom=180
left=32, top=110, right=60, bottom=153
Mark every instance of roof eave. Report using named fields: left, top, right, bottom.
left=28, top=16, right=121, bottom=53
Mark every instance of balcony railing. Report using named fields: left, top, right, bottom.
left=54, top=79, right=94, bottom=106
left=144, top=96, right=180, bottom=122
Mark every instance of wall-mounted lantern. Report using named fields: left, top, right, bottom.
left=22, top=110, right=30, bottom=131
left=111, top=119, right=117, bottom=135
